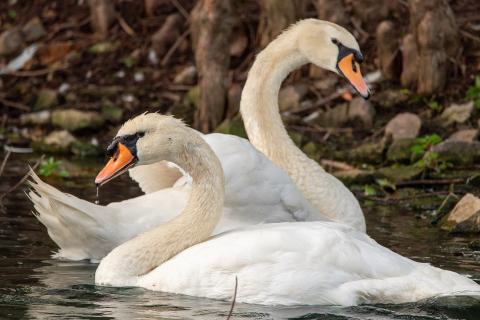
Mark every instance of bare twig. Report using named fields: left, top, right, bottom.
left=395, top=178, right=466, bottom=187
left=460, top=29, right=480, bottom=44
left=0, top=97, right=30, bottom=111
left=0, top=155, right=44, bottom=202
left=116, top=13, right=136, bottom=36
left=226, top=276, right=238, bottom=320
left=321, top=159, right=355, bottom=171
left=169, top=0, right=189, bottom=20
left=0, top=150, right=11, bottom=177
left=161, top=29, right=190, bottom=66
left=10, top=66, right=67, bottom=77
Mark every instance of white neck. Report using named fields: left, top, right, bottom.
left=240, top=31, right=366, bottom=231
left=95, top=133, right=224, bottom=285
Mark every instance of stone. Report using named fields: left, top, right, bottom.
left=71, top=141, right=102, bottom=158
left=385, top=113, right=422, bottom=141
left=34, top=89, right=58, bottom=110
left=101, top=104, right=123, bottom=123
left=349, top=142, right=385, bottom=164
left=278, top=84, right=308, bottom=112
left=386, top=138, right=416, bottom=162
left=438, top=101, right=474, bottom=127
left=173, top=65, right=197, bottom=85
left=348, top=97, right=375, bottom=127
left=316, top=103, right=349, bottom=127
left=0, top=28, right=24, bottom=56
left=448, top=129, right=478, bottom=142
left=22, top=17, right=46, bottom=42
left=32, top=130, right=76, bottom=154
left=430, top=140, right=480, bottom=165
left=20, top=111, right=51, bottom=126
left=51, top=109, right=104, bottom=131
left=440, top=194, right=480, bottom=233
left=374, top=89, right=411, bottom=108
left=400, top=34, right=419, bottom=88
left=376, top=165, right=423, bottom=183
left=376, top=20, right=400, bottom=80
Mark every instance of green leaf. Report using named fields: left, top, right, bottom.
left=364, top=185, right=377, bottom=196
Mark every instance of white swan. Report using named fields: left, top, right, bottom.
left=29, top=132, right=319, bottom=260
left=241, top=19, right=369, bottom=231
left=29, top=19, right=369, bottom=260
left=95, top=113, right=480, bottom=306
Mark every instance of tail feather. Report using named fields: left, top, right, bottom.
left=29, top=171, right=118, bottom=261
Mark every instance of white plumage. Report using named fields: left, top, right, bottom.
left=29, top=133, right=319, bottom=261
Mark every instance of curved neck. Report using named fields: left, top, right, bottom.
left=97, top=133, right=224, bottom=282
left=240, top=36, right=313, bottom=171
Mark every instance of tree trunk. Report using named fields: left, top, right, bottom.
left=314, top=0, right=347, bottom=26
left=88, top=0, right=115, bottom=39
left=256, top=0, right=305, bottom=49
left=407, top=0, right=460, bottom=94
left=190, top=0, right=233, bottom=133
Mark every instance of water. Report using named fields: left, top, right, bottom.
left=0, top=154, right=479, bottom=319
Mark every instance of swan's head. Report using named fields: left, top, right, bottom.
left=95, top=113, right=189, bottom=186
left=292, top=19, right=370, bottom=98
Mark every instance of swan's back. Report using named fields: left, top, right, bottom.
left=136, top=221, right=480, bottom=306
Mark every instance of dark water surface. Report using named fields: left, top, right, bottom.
left=0, top=154, right=479, bottom=319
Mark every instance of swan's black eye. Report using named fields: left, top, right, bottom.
left=137, top=132, right=145, bottom=138
left=331, top=38, right=339, bottom=45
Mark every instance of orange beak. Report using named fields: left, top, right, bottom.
left=95, top=143, right=136, bottom=186
left=337, top=53, right=370, bottom=99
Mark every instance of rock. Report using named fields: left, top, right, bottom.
left=448, top=129, right=478, bottom=142
left=312, top=75, right=337, bottom=90
left=34, top=89, right=58, bottom=110
left=51, top=109, right=104, bottom=131
left=315, top=103, right=349, bottom=127
left=151, top=13, right=182, bottom=56
left=173, top=65, right=197, bottom=85
left=101, top=104, right=123, bottom=123
left=440, top=194, right=480, bottom=233
left=385, top=112, right=422, bottom=141
left=20, top=110, right=51, bottom=125
left=32, top=130, right=76, bottom=154
left=437, top=101, right=474, bottom=127
left=71, top=141, right=102, bottom=158
left=215, top=116, right=247, bottom=139
left=0, top=28, right=24, bottom=56
left=376, top=165, right=423, bottom=183
left=376, top=20, right=400, bottom=80
left=430, top=140, right=480, bottom=165
left=386, top=138, right=416, bottom=162
left=88, top=0, right=116, bottom=39
left=22, top=17, right=46, bottom=42
left=349, top=142, right=385, bottom=164
left=278, top=84, right=308, bottom=112
left=374, top=89, right=411, bottom=108
left=400, top=34, right=419, bottom=88
left=348, top=97, right=375, bottom=127
left=333, top=169, right=375, bottom=186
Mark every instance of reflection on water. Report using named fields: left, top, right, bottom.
left=0, top=154, right=479, bottom=319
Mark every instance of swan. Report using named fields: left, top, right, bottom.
left=28, top=132, right=319, bottom=260
left=94, top=113, right=480, bottom=306
left=241, top=19, right=369, bottom=231
left=29, top=19, right=369, bottom=260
